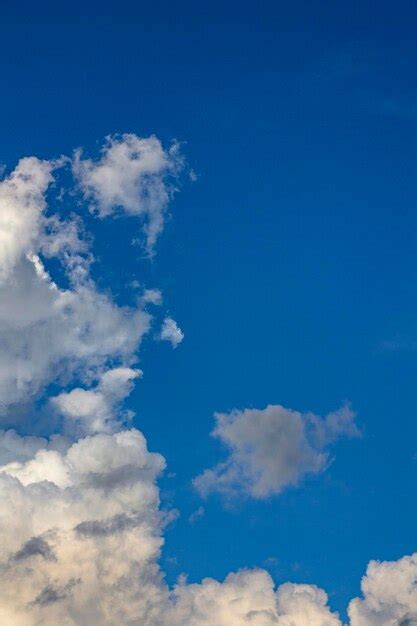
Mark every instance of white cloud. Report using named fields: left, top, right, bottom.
left=0, top=423, right=345, bottom=626
left=0, top=156, right=55, bottom=283
left=0, top=428, right=167, bottom=625
left=168, top=570, right=341, bottom=626
left=73, top=133, right=183, bottom=254
left=194, top=404, right=359, bottom=500
left=0, top=420, right=414, bottom=626
left=348, top=554, right=417, bottom=625
left=0, top=256, right=149, bottom=413
left=160, top=316, right=184, bottom=348
left=0, top=145, right=173, bottom=415
left=51, top=367, right=141, bottom=436
left=141, top=288, right=163, bottom=306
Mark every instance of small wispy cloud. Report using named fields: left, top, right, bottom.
left=188, top=506, right=205, bottom=524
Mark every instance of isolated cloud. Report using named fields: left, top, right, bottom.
left=160, top=316, right=184, bottom=348
left=73, top=133, right=182, bottom=254
left=188, top=505, right=205, bottom=524
left=194, top=404, right=359, bottom=500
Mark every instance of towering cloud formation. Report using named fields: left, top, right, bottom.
left=0, top=135, right=414, bottom=625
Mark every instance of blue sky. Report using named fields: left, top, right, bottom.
left=1, top=1, right=417, bottom=622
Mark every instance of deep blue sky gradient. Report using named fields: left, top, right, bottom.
left=2, top=1, right=417, bottom=617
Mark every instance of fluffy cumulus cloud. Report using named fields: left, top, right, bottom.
left=348, top=554, right=417, bottom=626
left=0, top=258, right=149, bottom=413
left=0, top=156, right=54, bottom=282
left=0, top=153, right=151, bottom=414
left=0, top=137, right=413, bottom=626
left=194, top=403, right=359, bottom=500
left=0, top=425, right=343, bottom=626
left=169, top=570, right=341, bottom=626
left=0, top=428, right=167, bottom=626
